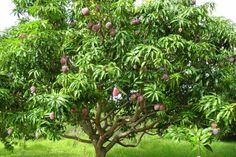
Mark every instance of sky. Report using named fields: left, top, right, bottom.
left=0, top=0, right=16, bottom=31
left=0, top=0, right=236, bottom=31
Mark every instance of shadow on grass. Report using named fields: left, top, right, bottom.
left=0, top=139, right=94, bottom=157
left=109, top=138, right=236, bottom=157
left=1, top=137, right=236, bottom=157
left=0, top=149, right=90, bottom=157
left=0, top=153, right=81, bottom=157
left=108, top=138, right=194, bottom=157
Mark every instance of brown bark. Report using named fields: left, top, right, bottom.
left=95, top=145, right=107, bottom=157
left=63, top=100, right=159, bottom=157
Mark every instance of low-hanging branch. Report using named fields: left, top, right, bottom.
left=101, top=102, right=128, bottom=122
left=117, top=132, right=145, bottom=148
left=61, top=134, right=92, bottom=144
left=105, top=117, right=158, bottom=152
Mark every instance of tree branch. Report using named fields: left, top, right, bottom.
left=101, top=102, right=128, bottom=122
left=144, top=131, right=159, bottom=136
left=105, top=135, right=119, bottom=152
left=118, top=120, right=158, bottom=139
left=105, top=117, right=158, bottom=152
left=102, top=101, right=144, bottom=140
left=61, top=134, right=92, bottom=144
left=104, top=116, right=130, bottom=139
left=79, top=119, right=97, bottom=141
left=135, top=121, right=158, bottom=133
left=132, top=112, right=156, bottom=127
left=117, top=132, right=145, bottom=147
left=104, top=109, right=157, bottom=151
left=132, top=103, right=142, bottom=122
left=95, top=102, right=104, bottom=135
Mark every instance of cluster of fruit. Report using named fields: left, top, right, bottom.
left=70, top=106, right=89, bottom=119
left=7, top=128, right=13, bottom=136
left=28, top=56, right=69, bottom=121
left=211, top=122, right=220, bottom=135
left=60, top=55, right=69, bottom=73
left=52, top=86, right=166, bottom=121
left=113, top=87, right=165, bottom=111
left=81, top=7, right=141, bottom=36
left=26, top=1, right=203, bottom=122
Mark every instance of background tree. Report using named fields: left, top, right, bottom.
left=0, top=0, right=236, bottom=157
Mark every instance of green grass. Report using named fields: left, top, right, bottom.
left=0, top=136, right=235, bottom=157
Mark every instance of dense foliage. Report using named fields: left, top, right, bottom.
left=0, top=0, right=236, bottom=156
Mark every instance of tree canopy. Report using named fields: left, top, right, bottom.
left=0, top=0, right=236, bottom=157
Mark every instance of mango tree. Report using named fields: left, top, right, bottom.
left=0, top=0, right=236, bottom=157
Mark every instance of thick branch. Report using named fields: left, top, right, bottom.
left=132, top=112, right=156, bottom=127
left=118, top=120, right=158, bottom=139
left=101, top=102, right=128, bottom=122
left=105, top=117, right=158, bottom=152
left=95, top=102, right=104, bottom=135
left=131, top=99, right=148, bottom=123
left=132, top=104, right=142, bottom=122
left=61, top=134, right=92, bottom=144
left=134, top=121, right=158, bottom=133
left=117, top=132, right=145, bottom=147
left=103, top=102, right=146, bottom=140
left=103, top=113, right=110, bottom=129
left=105, top=135, right=119, bottom=152
left=104, top=116, right=130, bottom=139
left=80, top=119, right=97, bottom=141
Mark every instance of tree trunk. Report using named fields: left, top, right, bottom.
left=95, top=146, right=106, bottom=157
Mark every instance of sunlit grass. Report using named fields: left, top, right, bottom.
left=0, top=136, right=235, bottom=157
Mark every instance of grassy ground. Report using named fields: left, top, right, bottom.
left=0, top=136, right=235, bottom=157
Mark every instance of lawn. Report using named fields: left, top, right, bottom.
left=0, top=136, right=235, bottom=157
